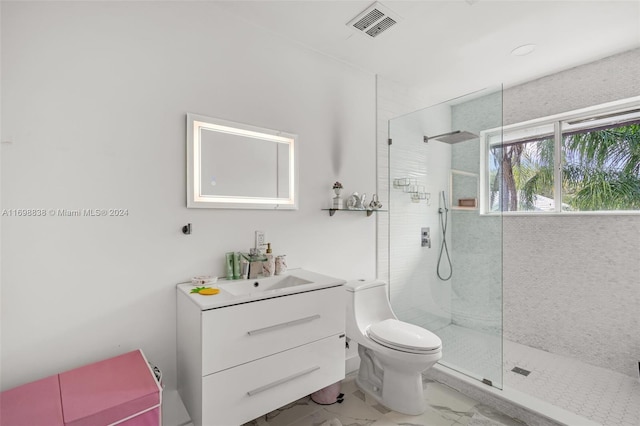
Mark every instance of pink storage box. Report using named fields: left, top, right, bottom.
left=0, top=374, right=64, bottom=426
left=1, top=349, right=162, bottom=426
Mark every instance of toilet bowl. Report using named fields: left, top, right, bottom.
left=345, top=280, right=442, bottom=415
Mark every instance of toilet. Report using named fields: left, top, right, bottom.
left=345, top=280, right=442, bottom=415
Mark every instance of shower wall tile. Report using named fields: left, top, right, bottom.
left=376, top=77, right=430, bottom=285
left=450, top=212, right=502, bottom=334
left=448, top=91, right=504, bottom=334
left=502, top=48, right=640, bottom=378
left=503, top=215, right=640, bottom=378
left=451, top=90, right=502, bottom=175
left=503, top=48, right=640, bottom=126
left=377, top=76, right=453, bottom=323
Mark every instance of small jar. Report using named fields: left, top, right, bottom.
left=275, top=255, right=287, bottom=275
left=262, top=254, right=275, bottom=277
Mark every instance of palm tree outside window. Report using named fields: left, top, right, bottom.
left=481, top=98, right=640, bottom=214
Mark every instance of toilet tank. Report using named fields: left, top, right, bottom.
left=345, top=280, right=397, bottom=338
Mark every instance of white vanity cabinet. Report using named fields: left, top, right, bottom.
left=177, top=280, right=345, bottom=426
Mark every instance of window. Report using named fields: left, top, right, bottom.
left=481, top=98, right=640, bottom=214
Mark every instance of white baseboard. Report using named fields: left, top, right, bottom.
left=345, top=353, right=360, bottom=375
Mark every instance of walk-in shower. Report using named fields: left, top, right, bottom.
left=385, top=86, right=639, bottom=426
left=388, top=86, right=503, bottom=389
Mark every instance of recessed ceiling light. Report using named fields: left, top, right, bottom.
left=511, top=44, right=536, bottom=56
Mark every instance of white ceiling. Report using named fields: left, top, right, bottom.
left=218, top=0, right=640, bottom=104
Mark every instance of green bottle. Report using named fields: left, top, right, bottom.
left=233, top=252, right=241, bottom=280
left=225, top=252, right=234, bottom=280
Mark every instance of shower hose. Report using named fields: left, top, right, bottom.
left=437, top=190, right=453, bottom=281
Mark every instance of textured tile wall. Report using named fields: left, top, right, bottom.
left=503, top=215, right=640, bottom=377
left=376, top=77, right=425, bottom=286
left=378, top=48, right=640, bottom=378
left=503, top=48, right=640, bottom=126
left=376, top=78, right=453, bottom=324
left=449, top=91, right=503, bottom=335
left=502, top=48, right=640, bottom=377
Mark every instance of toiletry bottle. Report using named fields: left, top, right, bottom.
left=233, top=252, right=241, bottom=279
left=225, top=252, right=234, bottom=280
left=262, top=243, right=275, bottom=277
left=240, top=255, right=249, bottom=280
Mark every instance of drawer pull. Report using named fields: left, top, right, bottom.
left=247, top=366, right=320, bottom=396
left=247, top=314, right=321, bottom=336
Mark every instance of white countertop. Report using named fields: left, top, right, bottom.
left=176, top=269, right=346, bottom=310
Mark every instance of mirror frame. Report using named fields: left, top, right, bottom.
left=187, top=113, right=298, bottom=210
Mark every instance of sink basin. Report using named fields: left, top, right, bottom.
left=218, top=274, right=313, bottom=296
left=179, top=269, right=346, bottom=310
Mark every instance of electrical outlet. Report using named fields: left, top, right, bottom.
left=255, top=230, right=265, bottom=249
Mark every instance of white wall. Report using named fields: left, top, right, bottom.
left=0, top=1, right=376, bottom=391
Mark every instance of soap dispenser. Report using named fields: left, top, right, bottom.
left=262, top=243, right=275, bottom=277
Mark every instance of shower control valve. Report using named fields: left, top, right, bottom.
left=421, top=227, right=431, bottom=248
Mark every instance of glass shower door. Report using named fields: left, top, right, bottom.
left=387, top=87, right=503, bottom=388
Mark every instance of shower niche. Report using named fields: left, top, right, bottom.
left=450, top=170, right=479, bottom=210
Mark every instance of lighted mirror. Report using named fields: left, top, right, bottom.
left=187, top=113, right=298, bottom=209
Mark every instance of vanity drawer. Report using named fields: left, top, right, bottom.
left=201, top=334, right=344, bottom=426
left=201, top=286, right=344, bottom=375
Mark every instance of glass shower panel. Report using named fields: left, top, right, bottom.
left=388, top=87, right=503, bottom=389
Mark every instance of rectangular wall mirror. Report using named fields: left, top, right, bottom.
left=187, top=113, right=298, bottom=209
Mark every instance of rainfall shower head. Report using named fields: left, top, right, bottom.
left=423, top=130, right=478, bottom=144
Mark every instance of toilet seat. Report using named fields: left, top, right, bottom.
left=367, top=319, right=442, bottom=354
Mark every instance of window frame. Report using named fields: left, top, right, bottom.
left=480, top=96, right=640, bottom=216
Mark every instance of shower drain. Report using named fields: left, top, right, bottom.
left=511, top=366, right=531, bottom=376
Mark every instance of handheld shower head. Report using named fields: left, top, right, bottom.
left=438, top=190, right=449, bottom=214
left=437, top=190, right=452, bottom=281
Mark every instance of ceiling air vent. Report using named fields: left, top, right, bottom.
left=347, top=2, right=401, bottom=39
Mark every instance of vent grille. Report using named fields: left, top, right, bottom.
left=347, top=2, right=401, bottom=39
left=365, top=16, right=397, bottom=37
left=353, top=8, right=384, bottom=31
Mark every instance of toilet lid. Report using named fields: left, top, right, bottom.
left=368, top=319, right=442, bottom=352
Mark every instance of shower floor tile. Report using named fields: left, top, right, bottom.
left=504, top=339, right=640, bottom=426
left=437, top=325, right=640, bottom=426
left=434, top=325, right=503, bottom=385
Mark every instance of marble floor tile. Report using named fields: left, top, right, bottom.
left=465, top=405, right=526, bottom=426
left=370, top=418, right=400, bottom=426
left=423, top=382, right=480, bottom=420
left=380, top=405, right=464, bottom=426
left=319, top=391, right=386, bottom=424
left=260, top=397, right=320, bottom=426
left=244, top=374, right=522, bottom=426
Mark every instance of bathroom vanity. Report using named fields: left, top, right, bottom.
left=176, top=269, right=346, bottom=426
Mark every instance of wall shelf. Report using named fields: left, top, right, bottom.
left=322, top=208, right=387, bottom=217
left=451, top=206, right=478, bottom=211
